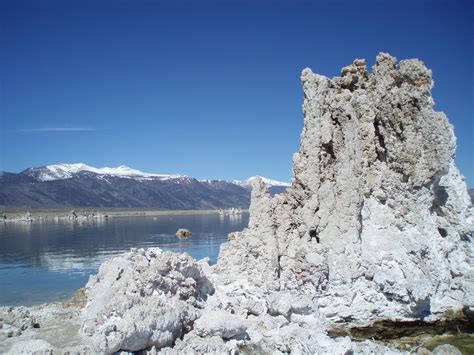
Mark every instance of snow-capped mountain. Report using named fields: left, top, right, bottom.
left=23, top=163, right=183, bottom=182
left=233, top=176, right=292, bottom=188
left=0, top=164, right=290, bottom=209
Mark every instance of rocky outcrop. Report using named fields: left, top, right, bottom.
left=216, top=53, right=473, bottom=328
left=80, top=248, right=214, bottom=352
left=175, top=228, right=192, bottom=238
left=77, top=53, right=472, bottom=353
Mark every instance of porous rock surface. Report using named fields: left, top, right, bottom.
left=80, top=248, right=214, bottom=352
left=6, top=339, right=54, bottom=354
left=216, top=53, right=473, bottom=327
left=0, top=301, right=84, bottom=353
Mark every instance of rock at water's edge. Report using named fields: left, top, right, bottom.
left=176, top=228, right=192, bottom=238
left=74, top=53, right=473, bottom=354
left=80, top=248, right=214, bottom=352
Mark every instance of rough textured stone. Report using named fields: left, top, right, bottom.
left=194, top=309, right=248, bottom=339
left=80, top=247, right=214, bottom=352
left=176, top=228, right=192, bottom=238
left=6, top=339, right=54, bottom=354
left=0, top=302, right=85, bottom=354
left=432, top=344, right=462, bottom=355
left=1, top=307, right=40, bottom=335
left=216, top=53, right=473, bottom=328
left=78, top=53, right=473, bottom=353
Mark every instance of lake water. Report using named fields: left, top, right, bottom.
left=0, top=213, right=248, bottom=306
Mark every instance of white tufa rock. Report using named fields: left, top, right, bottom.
left=80, top=248, right=214, bottom=352
left=6, top=339, right=54, bottom=354
left=76, top=53, right=472, bottom=353
left=216, top=53, right=474, bottom=328
left=194, top=309, right=248, bottom=339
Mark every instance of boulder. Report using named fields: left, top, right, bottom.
left=80, top=248, right=214, bottom=353
left=176, top=228, right=192, bottom=238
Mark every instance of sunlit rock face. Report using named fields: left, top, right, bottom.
left=77, top=53, right=473, bottom=354
left=80, top=248, right=214, bottom=353
left=216, top=53, right=473, bottom=327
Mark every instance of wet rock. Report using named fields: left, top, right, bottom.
left=432, top=344, right=462, bottom=355
left=176, top=228, right=192, bottom=238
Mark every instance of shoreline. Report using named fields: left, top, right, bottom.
left=1, top=287, right=472, bottom=354
left=0, top=208, right=249, bottom=221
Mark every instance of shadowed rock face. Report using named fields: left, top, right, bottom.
left=216, top=53, right=473, bottom=327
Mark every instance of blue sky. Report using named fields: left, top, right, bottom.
left=1, top=0, right=473, bottom=185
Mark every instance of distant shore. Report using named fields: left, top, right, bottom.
left=0, top=208, right=249, bottom=221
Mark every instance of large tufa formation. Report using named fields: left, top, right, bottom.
left=216, top=53, right=473, bottom=326
left=74, top=53, right=473, bottom=353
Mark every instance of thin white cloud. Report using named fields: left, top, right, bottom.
left=15, top=127, right=96, bottom=132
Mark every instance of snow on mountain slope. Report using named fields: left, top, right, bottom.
left=24, top=163, right=183, bottom=182
left=232, top=176, right=292, bottom=187
left=2, top=164, right=291, bottom=208
left=21, top=163, right=291, bottom=187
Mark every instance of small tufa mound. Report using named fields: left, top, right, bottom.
left=80, top=247, right=214, bottom=353
left=176, top=228, right=192, bottom=238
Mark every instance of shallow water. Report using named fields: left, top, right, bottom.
left=390, top=333, right=474, bottom=355
left=424, top=334, right=474, bottom=355
left=0, top=213, right=248, bottom=306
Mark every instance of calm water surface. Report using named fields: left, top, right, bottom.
left=0, top=213, right=248, bottom=306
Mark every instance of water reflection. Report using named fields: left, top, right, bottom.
left=229, top=213, right=242, bottom=225
left=0, top=213, right=248, bottom=306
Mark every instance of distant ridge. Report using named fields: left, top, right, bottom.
left=21, top=163, right=184, bottom=182
left=0, top=163, right=290, bottom=209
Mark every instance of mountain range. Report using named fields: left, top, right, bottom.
left=0, top=163, right=291, bottom=210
